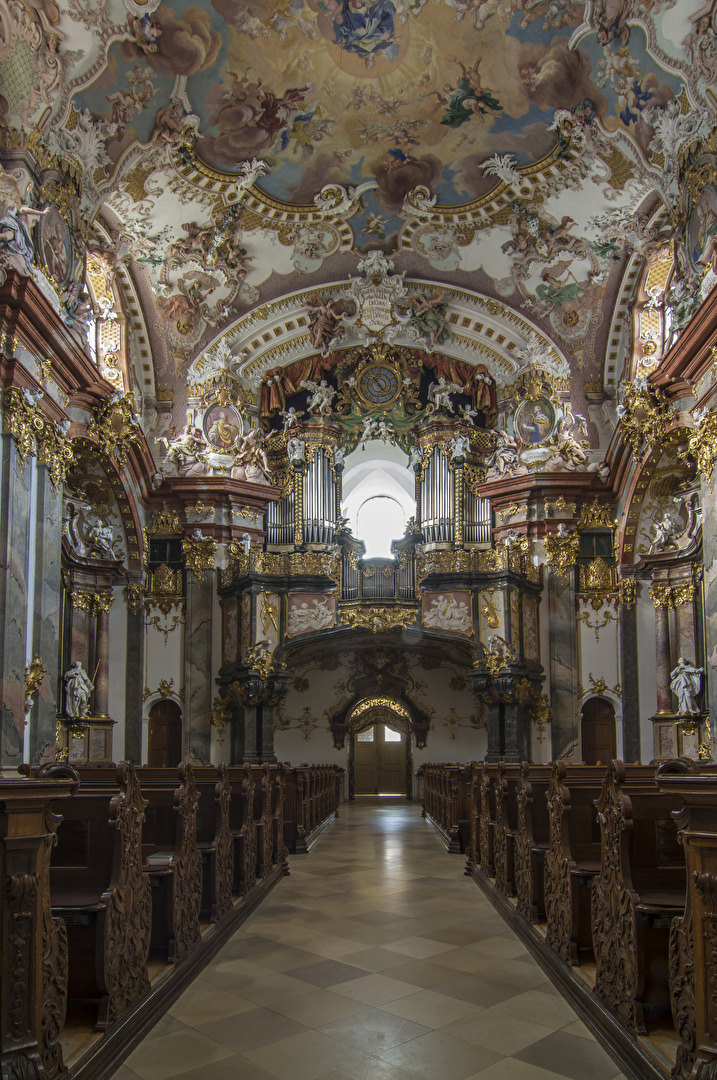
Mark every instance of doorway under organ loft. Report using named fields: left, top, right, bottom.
left=346, top=700, right=414, bottom=799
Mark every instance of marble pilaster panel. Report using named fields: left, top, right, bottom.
left=242, top=704, right=259, bottom=764
left=548, top=570, right=579, bottom=759
left=703, top=482, right=717, bottom=751
left=28, top=465, right=62, bottom=761
left=619, top=602, right=641, bottom=762
left=0, top=436, right=32, bottom=769
left=654, top=602, right=672, bottom=714
left=124, top=602, right=144, bottom=761
left=183, top=570, right=213, bottom=763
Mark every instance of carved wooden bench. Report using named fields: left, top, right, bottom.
left=591, top=760, right=686, bottom=1034
left=514, top=762, right=552, bottom=924
left=137, top=763, right=202, bottom=963
left=34, top=762, right=152, bottom=1030
left=226, top=765, right=258, bottom=895
left=192, top=765, right=234, bottom=923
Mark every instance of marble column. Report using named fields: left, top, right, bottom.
left=93, top=594, right=113, bottom=717
left=654, top=598, right=672, bottom=714
left=502, top=698, right=521, bottom=762
left=703, top=481, right=717, bottom=751
left=28, top=464, right=62, bottom=762
left=619, top=602, right=641, bottom=762
left=483, top=700, right=502, bottom=762
left=548, top=570, right=579, bottom=758
left=124, top=591, right=144, bottom=761
left=0, top=436, right=32, bottom=770
left=183, top=569, right=213, bottom=763
left=242, top=700, right=260, bottom=764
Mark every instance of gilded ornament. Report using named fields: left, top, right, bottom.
left=126, top=584, right=144, bottom=614
left=531, top=694, right=552, bottom=743
left=231, top=505, right=260, bottom=524
left=187, top=500, right=215, bottom=519
left=35, top=421, right=75, bottom=492
left=618, top=380, right=673, bottom=459
left=340, top=603, right=417, bottom=633
left=69, top=589, right=115, bottom=617
left=680, top=408, right=717, bottom=477
left=588, top=674, right=608, bottom=696
left=544, top=528, right=580, bottom=579
left=618, top=579, right=638, bottom=609
left=38, top=357, right=52, bottom=384
left=148, top=503, right=183, bottom=534
left=351, top=697, right=411, bottom=720
left=579, top=558, right=617, bottom=593
left=476, top=547, right=508, bottom=572
left=672, top=584, right=696, bottom=607
left=87, top=394, right=141, bottom=466
left=24, top=656, right=45, bottom=706
left=149, top=564, right=182, bottom=597
left=55, top=720, right=68, bottom=763
left=481, top=634, right=517, bottom=677
left=577, top=498, right=617, bottom=533
left=498, top=502, right=520, bottom=521
left=181, top=533, right=218, bottom=581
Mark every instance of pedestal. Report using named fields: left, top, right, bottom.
left=650, top=712, right=710, bottom=762
left=57, top=714, right=116, bottom=765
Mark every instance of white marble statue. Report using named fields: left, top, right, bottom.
left=287, top=436, right=306, bottom=465
left=300, top=378, right=336, bottom=413
left=670, top=657, right=703, bottom=714
left=427, top=377, right=461, bottom=413
left=451, top=433, right=470, bottom=461
left=64, top=660, right=93, bottom=718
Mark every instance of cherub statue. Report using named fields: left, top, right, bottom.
left=300, top=378, right=336, bottom=414
left=428, top=377, right=462, bottom=413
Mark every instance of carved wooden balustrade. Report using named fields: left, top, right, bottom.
left=420, top=763, right=472, bottom=853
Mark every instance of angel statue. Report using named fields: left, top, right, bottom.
left=64, top=660, right=94, bottom=718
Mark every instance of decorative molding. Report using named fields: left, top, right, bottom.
left=2, top=387, right=73, bottom=490
left=681, top=409, right=717, bottom=478
left=619, top=380, right=674, bottom=460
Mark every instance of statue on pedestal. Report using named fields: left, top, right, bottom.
left=64, top=661, right=94, bottom=719
left=670, top=656, right=703, bottom=715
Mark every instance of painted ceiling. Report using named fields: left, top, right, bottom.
left=2, top=0, right=717, bottom=466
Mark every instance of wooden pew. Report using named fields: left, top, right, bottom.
left=493, top=762, right=521, bottom=896
left=226, top=765, right=257, bottom=895
left=422, top=764, right=472, bottom=854
left=26, top=762, right=153, bottom=1031
left=0, top=772, right=77, bottom=1080
left=514, top=762, right=552, bottom=924
left=192, top=765, right=234, bottom=923
left=284, top=765, right=343, bottom=855
left=139, top=763, right=202, bottom=963
left=655, top=761, right=717, bottom=1077
left=542, top=763, right=605, bottom=966
left=591, top=760, right=686, bottom=1033
left=478, top=762, right=498, bottom=877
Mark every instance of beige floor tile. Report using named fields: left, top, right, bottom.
left=466, top=1059, right=576, bottom=1080
left=380, top=989, right=485, bottom=1029
left=243, top=1029, right=368, bottom=1080
left=168, top=984, right=257, bottom=1026
left=383, top=937, right=455, bottom=959
left=379, top=1029, right=503, bottom=1080
left=488, top=989, right=579, bottom=1029
left=332, top=974, right=422, bottom=1005
left=562, top=1020, right=598, bottom=1041
left=125, top=1030, right=234, bottom=1080
left=269, top=988, right=368, bottom=1026
left=440, top=1011, right=555, bottom=1055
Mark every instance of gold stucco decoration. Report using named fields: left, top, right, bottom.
left=87, top=394, right=141, bottom=466
left=181, top=532, right=218, bottom=581
left=544, top=528, right=580, bottom=579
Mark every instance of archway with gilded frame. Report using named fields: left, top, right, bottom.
left=346, top=698, right=413, bottom=800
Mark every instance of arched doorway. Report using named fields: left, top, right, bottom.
left=347, top=700, right=413, bottom=798
left=580, top=697, right=616, bottom=765
left=148, top=699, right=183, bottom=767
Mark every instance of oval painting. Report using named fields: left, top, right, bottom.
left=203, top=403, right=245, bottom=452
left=514, top=397, right=555, bottom=445
left=38, top=206, right=73, bottom=290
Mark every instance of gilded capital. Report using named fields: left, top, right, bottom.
left=181, top=532, right=218, bottom=581
left=87, top=393, right=141, bottom=466
left=544, top=528, right=580, bottom=580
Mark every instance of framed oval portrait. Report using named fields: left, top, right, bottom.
left=514, top=397, right=555, bottom=445
left=203, top=403, right=245, bottom=452
left=38, top=205, right=73, bottom=290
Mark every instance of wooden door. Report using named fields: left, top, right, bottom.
left=378, top=726, right=405, bottom=794
left=148, top=700, right=183, bottom=767
left=581, top=698, right=616, bottom=766
left=354, top=724, right=406, bottom=795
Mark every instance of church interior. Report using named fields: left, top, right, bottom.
left=2, top=0, right=717, bottom=1074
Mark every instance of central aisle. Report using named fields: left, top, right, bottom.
left=116, top=799, right=627, bottom=1080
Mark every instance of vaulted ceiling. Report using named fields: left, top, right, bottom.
left=3, top=0, right=716, bottom=469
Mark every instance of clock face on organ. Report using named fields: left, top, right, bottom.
left=358, top=364, right=401, bottom=407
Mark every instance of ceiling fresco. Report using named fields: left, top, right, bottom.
left=0, top=0, right=716, bottom=486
